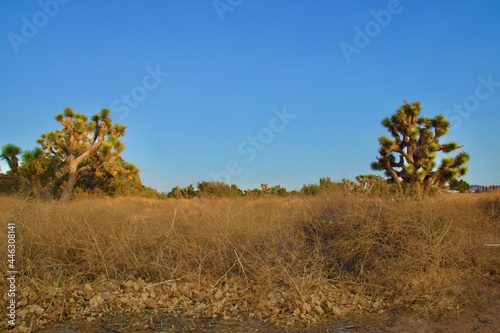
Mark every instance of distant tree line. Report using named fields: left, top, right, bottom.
left=166, top=175, right=395, bottom=199
left=473, top=185, right=499, bottom=193
left=1, top=101, right=473, bottom=199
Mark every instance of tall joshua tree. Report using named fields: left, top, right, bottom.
left=1, top=143, right=22, bottom=179
left=371, top=100, right=469, bottom=195
left=37, top=107, right=127, bottom=200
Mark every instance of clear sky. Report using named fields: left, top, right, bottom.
left=1, top=1, right=499, bottom=192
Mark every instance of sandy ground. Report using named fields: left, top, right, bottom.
left=38, top=300, right=499, bottom=333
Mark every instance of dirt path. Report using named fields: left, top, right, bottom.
left=38, top=302, right=499, bottom=333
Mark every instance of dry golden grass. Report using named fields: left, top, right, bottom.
left=1, top=192, right=499, bottom=328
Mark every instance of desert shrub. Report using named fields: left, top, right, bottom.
left=0, top=193, right=498, bottom=327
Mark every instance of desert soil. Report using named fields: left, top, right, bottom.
left=38, top=298, right=499, bottom=333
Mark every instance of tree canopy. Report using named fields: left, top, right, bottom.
left=371, top=100, right=469, bottom=194
left=37, top=108, right=129, bottom=199
left=1, top=143, right=22, bottom=179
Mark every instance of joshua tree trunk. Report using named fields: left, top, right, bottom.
left=60, top=161, right=78, bottom=201
left=28, top=173, right=41, bottom=197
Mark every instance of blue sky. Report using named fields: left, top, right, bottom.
left=1, top=1, right=499, bottom=192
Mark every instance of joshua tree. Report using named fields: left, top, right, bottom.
left=37, top=107, right=127, bottom=200
left=21, top=147, right=44, bottom=196
left=1, top=143, right=22, bottom=179
left=371, top=100, right=469, bottom=195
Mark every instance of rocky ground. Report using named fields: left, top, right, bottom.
left=35, top=278, right=500, bottom=333
left=37, top=303, right=499, bottom=333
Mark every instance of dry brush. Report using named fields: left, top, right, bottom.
left=0, top=193, right=498, bottom=329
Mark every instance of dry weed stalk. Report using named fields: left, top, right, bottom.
left=0, top=192, right=498, bottom=326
